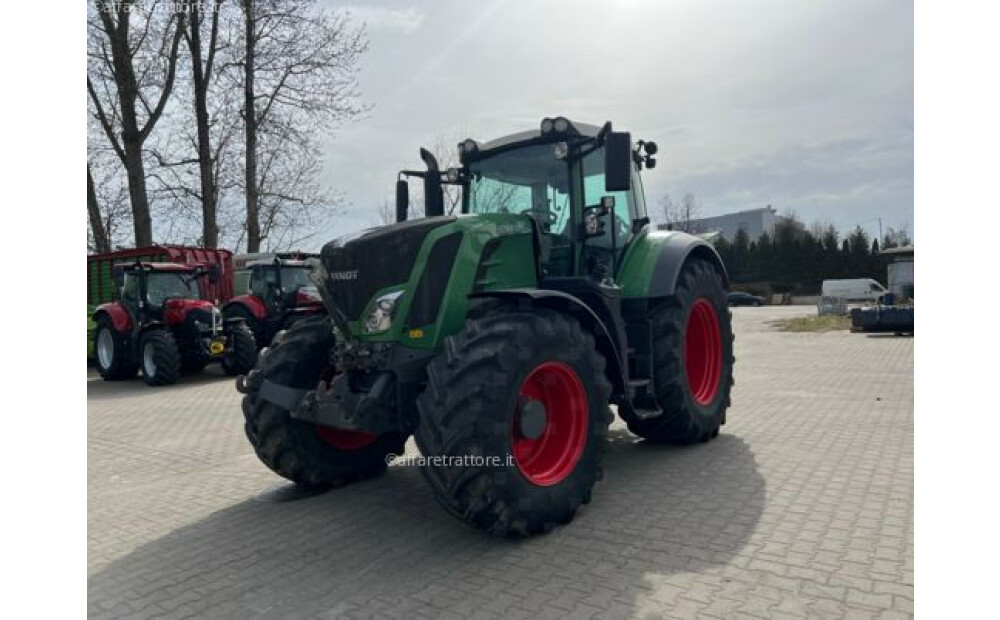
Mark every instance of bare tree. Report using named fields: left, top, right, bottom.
left=146, top=0, right=244, bottom=248
left=659, top=194, right=677, bottom=226
left=235, top=0, right=369, bottom=251
left=87, top=151, right=135, bottom=252
left=87, top=0, right=187, bottom=246
left=661, top=192, right=700, bottom=232
left=882, top=225, right=912, bottom=249
left=87, top=164, right=112, bottom=253
left=679, top=193, right=700, bottom=232
left=376, top=193, right=425, bottom=225
left=253, top=129, right=342, bottom=250
left=184, top=0, right=225, bottom=247
left=376, top=197, right=395, bottom=226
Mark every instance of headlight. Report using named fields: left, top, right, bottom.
left=362, top=290, right=405, bottom=334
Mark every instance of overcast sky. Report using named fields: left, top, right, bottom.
left=314, top=0, right=913, bottom=244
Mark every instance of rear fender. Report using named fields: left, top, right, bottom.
left=468, top=289, right=627, bottom=398
left=618, top=228, right=729, bottom=299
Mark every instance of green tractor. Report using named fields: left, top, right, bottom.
left=237, top=118, right=734, bottom=535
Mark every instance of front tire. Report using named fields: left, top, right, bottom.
left=625, top=258, right=734, bottom=443
left=415, top=308, right=613, bottom=536
left=222, top=325, right=257, bottom=376
left=94, top=316, right=137, bottom=380
left=238, top=316, right=405, bottom=488
left=140, top=330, right=182, bottom=386
left=225, top=305, right=264, bottom=348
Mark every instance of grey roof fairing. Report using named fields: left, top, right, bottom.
left=469, top=121, right=604, bottom=153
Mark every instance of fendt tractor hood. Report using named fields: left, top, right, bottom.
left=319, top=216, right=456, bottom=320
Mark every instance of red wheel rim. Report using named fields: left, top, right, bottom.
left=685, top=298, right=723, bottom=406
left=511, top=361, right=588, bottom=487
left=315, top=426, right=377, bottom=450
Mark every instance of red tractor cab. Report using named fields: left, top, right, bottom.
left=92, top=262, right=257, bottom=386
left=223, top=258, right=325, bottom=347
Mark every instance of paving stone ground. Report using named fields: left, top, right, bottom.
left=88, top=306, right=914, bottom=619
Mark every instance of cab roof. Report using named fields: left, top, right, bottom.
left=474, top=122, right=603, bottom=153
left=115, top=262, right=198, bottom=272
left=245, top=258, right=310, bottom=268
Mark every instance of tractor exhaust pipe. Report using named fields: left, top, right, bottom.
left=420, top=148, right=445, bottom=217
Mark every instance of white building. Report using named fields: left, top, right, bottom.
left=658, top=206, right=786, bottom=241
left=881, top=245, right=914, bottom=299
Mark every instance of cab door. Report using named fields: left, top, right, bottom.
left=578, top=149, right=644, bottom=280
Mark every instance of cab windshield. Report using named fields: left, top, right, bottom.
left=145, top=272, right=200, bottom=306
left=280, top=267, right=313, bottom=289
left=466, top=144, right=572, bottom=234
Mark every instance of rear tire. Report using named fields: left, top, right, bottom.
left=140, top=330, right=182, bottom=386
left=94, top=316, right=137, bottom=380
left=415, top=308, right=613, bottom=536
left=222, top=325, right=257, bottom=376
left=239, top=315, right=405, bottom=488
left=625, top=258, right=735, bottom=444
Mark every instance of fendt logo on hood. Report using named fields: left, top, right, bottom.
left=330, top=269, right=359, bottom=281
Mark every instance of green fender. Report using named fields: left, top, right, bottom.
left=617, top=227, right=729, bottom=299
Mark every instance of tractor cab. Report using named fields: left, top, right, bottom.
left=395, top=118, right=656, bottom=284
left=242, top=259, right=321, bottom=311
left=223, top=258, right=324, bottom=347
left=114, top=262, right=220, bottom=325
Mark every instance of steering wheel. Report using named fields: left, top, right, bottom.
left=520, top=208, right=558, bottom=225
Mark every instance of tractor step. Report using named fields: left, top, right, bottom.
left=629, top=404, right=663, bottom=420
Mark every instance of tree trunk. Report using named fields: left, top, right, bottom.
left=243, top=0, right=261, bottom=252
left=189, top=2, right=219, bottom=248
left=89, top=2, right=185, bottom=249
left=108, top=10, right=154, bottom=247
left=122, top=135, right=153, bottom=246
left=87, top=164, right=111, bottom=253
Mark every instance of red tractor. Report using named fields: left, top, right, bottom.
left=222, top=258, right=325, bottom=347
left=92, top=262, right=258, bottom=386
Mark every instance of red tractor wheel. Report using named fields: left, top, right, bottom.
left=415, top=308, right=613, bottom=535
left=624, top=258, right=734, bottom=444
left=239, top=315, right=406, bottom=488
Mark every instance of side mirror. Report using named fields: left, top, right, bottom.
left=207, top=264, right=220, bottom=284
left=604, top=131, right=632, bottom=192
left=581, top=196, right=615, bottom=238
left=395, top=179, right=409, bottom=223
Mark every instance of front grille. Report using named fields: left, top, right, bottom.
left=407, top=232, right=463, bottom=327
left=185, top=308, right=214, bottom=333
left=320, top=217, right=455, bottom=319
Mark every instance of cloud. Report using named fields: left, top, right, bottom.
left=342, top=5, right=425, bottom=34
left=317, top=0, right=912, bottom=243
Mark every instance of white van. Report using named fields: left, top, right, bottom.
left=821, top=278, right=888, bottom=302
